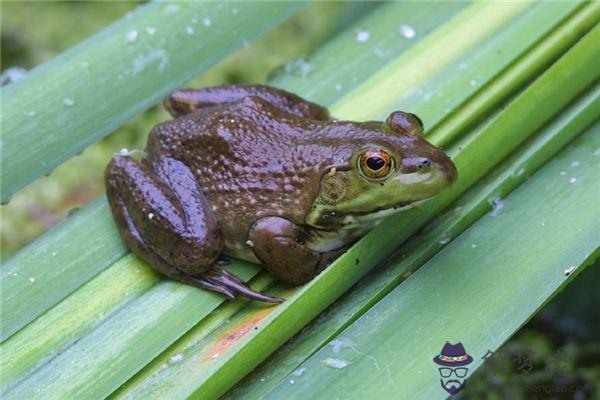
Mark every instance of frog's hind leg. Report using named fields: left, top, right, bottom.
left=105, top=155, right=282, bottom=303
left=164, top=84, right=330, bottom=121
left=105, top=154, right=222, bottom=275
left=107, top=193, right=238, bottom=300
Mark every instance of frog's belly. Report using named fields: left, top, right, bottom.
left=223, top=239, right=261, bottom=264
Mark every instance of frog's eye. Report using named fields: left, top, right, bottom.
left=358, top=149, right=394, bottom=180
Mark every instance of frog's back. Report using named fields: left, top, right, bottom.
left=145, top=97, right=329, bottom=257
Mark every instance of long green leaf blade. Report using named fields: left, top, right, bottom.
left=270, top=1, right=469, bottom=105
left=0, top=198, right=124, bottom=341
left=2, top=261, right=261, bottom=400
left=0, top=255, right=160, bottom=392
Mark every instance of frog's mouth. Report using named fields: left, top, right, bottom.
left=311, top=196, right=432, bottom=231
left=337, top=197, right=430, bottom=229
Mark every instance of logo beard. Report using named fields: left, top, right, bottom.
left=440, top=378, right=465, bottom=395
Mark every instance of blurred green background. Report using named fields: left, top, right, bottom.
left=1, top=2, right=597, bottom=398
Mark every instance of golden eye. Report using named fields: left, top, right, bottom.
left=359, top=149, right=394, bottom=180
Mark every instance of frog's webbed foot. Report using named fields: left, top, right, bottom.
left=164, top=84, right=330, bottom=121
left=248, top=217, right=346, bottom=287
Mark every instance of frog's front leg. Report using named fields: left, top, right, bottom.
left=164, top=84, right=330, bottom=121
left=248, top=217, right=345, bottom=286
left=105, top=155, right=283, bottom=303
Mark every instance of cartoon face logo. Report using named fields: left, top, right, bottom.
left=433, top=342, right=473, bottom=395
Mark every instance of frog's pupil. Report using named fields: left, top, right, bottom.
left=366, top=156, right=385, bottom=170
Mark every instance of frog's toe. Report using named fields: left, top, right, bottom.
left=203, top=267, right=284, bottom=304
left=187, top=276, right=236, bottom=301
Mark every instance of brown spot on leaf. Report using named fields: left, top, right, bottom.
left=203, top=307, right=274, bottom=361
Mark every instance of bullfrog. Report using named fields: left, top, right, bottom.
left=105, top=84, right=457, bottom=303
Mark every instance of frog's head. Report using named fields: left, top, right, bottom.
left=306, top=111, right=457, bottom=229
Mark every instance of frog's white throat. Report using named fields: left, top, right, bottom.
left=305, top=200, right=421, bottom=253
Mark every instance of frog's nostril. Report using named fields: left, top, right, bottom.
left=400, top=157, right=433, bottom=173
left=417, top=159, right=431, bottom=169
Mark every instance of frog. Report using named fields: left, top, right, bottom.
left=105, top=84, right=457, bottom=303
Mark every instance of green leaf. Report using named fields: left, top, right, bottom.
left=0, top=198, right=124, bottom=341
left=332, top=1, right=534, bottom=120
left=0, top=1, right=306, bottom=203
left=2, top=259, right=263, bottom=399
left=0, top=254, right=159, bottom=392
left=270, top=1, right=469, bottom=105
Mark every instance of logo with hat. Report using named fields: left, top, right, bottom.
left=433, top=342, right=473, bottom=395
